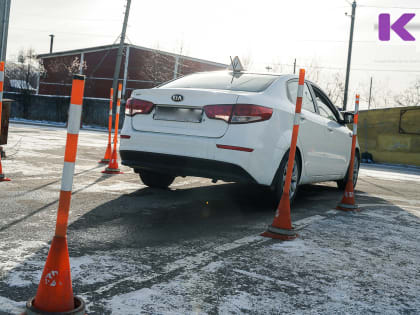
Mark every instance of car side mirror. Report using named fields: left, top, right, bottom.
left=340, top=111, right=354, bottom=124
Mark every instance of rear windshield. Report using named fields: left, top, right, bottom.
left=160, top=72, right=278, bottom=92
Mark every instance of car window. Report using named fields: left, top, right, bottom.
left=313, top=88, right=338, bottom=122
left=287, top=81, right=316, bottom=113
left=160, top=72, right=278, bottom=92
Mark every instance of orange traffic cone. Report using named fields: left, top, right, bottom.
left=336, top=94, right=360, bottom=211
left=336, top=180, right=359, bottom=211
left=102, top=149, right=123, bottom=174
left=99, top=88, right=113, bottom=164
left=0, top=62, right=10, bottom=182
left=261, top=191, right=298, bottom=240
left=261, top=69, right=306, bottom=240
left=102, top=83, right=123, bottom=175
left=99, top=142, right=112, bottom=164
left=0, top=155, right=11, bottom=182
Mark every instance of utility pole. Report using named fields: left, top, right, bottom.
left=0, top=0, right=11, bottom=61
left=343, top=0, right=356, bottom=111
left=49, top=34, right=55, bottom=53
left=368, top=77, right=373, bottom=110
left=265, top=65, right=272, bottom=72
left=112, top=0, right=131, bottom=103
left=293, top=58, right=296, bottom=74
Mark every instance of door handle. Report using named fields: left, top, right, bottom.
left=349, top=132, right=353, bottom=137
left=327, top=127, right=333, bottom=132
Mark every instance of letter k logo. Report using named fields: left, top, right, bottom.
left=379, top=13, right=416, bottom=41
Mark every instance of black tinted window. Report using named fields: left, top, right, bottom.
left=313, top=88, right=337, bottom=122
left=160, top=72, right=278, bottom=92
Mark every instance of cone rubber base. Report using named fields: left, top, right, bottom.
left=102, top=168, right=123, bottom=174
left=336, top=203, right=360, bottom=211
left=98, top=159, right=110, bottom=164
left=260, top=225, right=298, bottom=240
left=260, top=230, right=298, bottom=240
left=0, top=177, right=11, bottom=182
left=26, top=296, right=86, bottom=315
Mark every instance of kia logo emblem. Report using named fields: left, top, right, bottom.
left=171, top=94, right=183, bottom=102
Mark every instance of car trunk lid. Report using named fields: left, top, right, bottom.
left=130, top=88, right=240, bottom=138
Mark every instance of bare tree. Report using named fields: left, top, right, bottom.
left=46, top=56, right=87, bottom=95
left=174, top=39, right=189, bottom=56
left=240, top=53, right=253, bottom=71
left=305, top=59, right=322, bottom=84
left=5, top=49, right=46, bottom=118
left=394, top=79, right=420, bottom=107
left=5, top=48, right=44, bottom=95
left=324, top=71, right=345, bottom=105
left=173, top=40, right=188, bottom=79
left=48, top=56, right=86, bottom=79
left=141, top=50, right=175, bottom=85
left=270, top=58, right=285, bottom=73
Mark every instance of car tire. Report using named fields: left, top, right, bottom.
left=336, top=153, right=360, bottom=190
left=139, top=170, right=176, bottom=189
left=273, top=153, right=301, bottom=205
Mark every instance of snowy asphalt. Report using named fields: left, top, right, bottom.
left=0, top=123, right=419, bottom=314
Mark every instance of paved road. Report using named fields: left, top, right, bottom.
left=0, top=124, right=419, bottom=314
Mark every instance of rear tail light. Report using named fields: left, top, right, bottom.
left=125, top=98, right=155, bottom=116
left=203, top=105, right=233, bottom=123
left=203, top=104, right=272, bottom=124
left=231, top=104, right=273, bottom=123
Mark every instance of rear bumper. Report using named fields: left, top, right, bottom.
left=120, top=150, right=257, bottom=183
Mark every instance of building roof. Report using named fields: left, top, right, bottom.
left=37, top=43, right=228, bottom=68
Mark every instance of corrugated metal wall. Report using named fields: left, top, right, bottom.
left=358, top=106, right=420, bottom=166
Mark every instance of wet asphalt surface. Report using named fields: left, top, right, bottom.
left=0, top=123, right=419, bottom=314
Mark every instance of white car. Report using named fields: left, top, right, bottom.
left=120, top=71, right=360, bottom=203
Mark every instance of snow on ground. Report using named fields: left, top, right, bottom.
left=0, top=296, right=26, bottom=314
left=1, top=250, right=151, bottom=290
left=360, top=163, right=420, bottom=182
left=10, top=118, right=66, bottom=128
left=0, top=241, right=47, bottom=275
left=104, top=204, right=420, bottom=314
left=10, top=119, right=107, bottom=132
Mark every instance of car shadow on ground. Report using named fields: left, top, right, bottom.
left=64, top=181, right=382, bottom=251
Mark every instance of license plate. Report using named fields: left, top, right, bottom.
left=153, top=106, right=203, bottom=123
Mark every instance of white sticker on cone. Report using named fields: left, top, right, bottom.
left=45, top=270, right=59, bottom=287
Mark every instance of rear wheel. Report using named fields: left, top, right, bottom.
left=273, top=153, right=301, bottom=205
left=139, top=170, right=175, bottom=189
left=337, top=153, right=360, bottom=190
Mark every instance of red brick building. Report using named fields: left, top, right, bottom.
left=37, top=44, right=227, bottom=99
